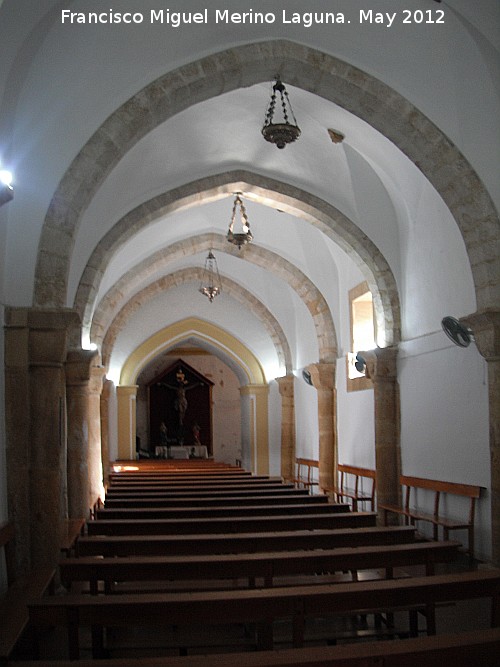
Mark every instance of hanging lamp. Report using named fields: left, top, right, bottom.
left=199, top=249, right=222, bottom=302
left=262, top=76, right=301, bottom=149
left=226, top=193, right=253, bottom=249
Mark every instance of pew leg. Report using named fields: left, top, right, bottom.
left=425, top=604, right=436, bottom=635
left=91, top=624, right=106, bottom=658
left=66, top=607, right=80, bottom=661
left=292, top=614, right=305, bottom=648
left=256, top=619, right=273, bottom=650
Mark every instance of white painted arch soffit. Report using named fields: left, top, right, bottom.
left=33, top=40, right=499, bottom=315
left=95, top=264, right=293, bottom=376
left=76, top=173, right=398, bottom=351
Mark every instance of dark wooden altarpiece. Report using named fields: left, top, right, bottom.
left=148, top=359, right=213, bottom=456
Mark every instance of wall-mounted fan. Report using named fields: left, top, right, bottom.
left=302, top=369, right=313, bottom=386
left=441, top=316, right=473, bottom=348
left=354, top=353, right=366, bottom=374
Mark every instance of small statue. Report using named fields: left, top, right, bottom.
left=192, top=423, right=201, bottom=446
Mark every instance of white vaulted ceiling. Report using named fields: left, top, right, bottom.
left=0, top=0, right=497, bottom=383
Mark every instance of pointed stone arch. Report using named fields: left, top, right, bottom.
left=96, top=265, right=292, bottom=375
left=120, top=317, right=266, bottom=386
left=117, top=318, right=269, bottom=471
left=35, top=40, right=498, bottom=317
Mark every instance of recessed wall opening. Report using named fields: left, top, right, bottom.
left=347, top=281, right=375, bottom=391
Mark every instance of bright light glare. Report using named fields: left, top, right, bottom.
left=0, top=170, right=13, bottom=186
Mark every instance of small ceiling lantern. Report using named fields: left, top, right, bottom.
left=262, top=77, right=301, bottom=149
left=199, top=249, right=222, bottom=302
left=226, top=193, right=253, bottom=249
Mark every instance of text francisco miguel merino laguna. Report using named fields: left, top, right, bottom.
left=61, top=7, right=445, bottom=28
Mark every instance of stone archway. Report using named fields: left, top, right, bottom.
left=34, top=40, right=498, bottom=316
left=117, top=318, right=269, bottom=473
left=94, top=266, right=292, bottom=374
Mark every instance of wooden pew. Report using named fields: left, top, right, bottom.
left=105, top=483, right=305, bottom=495
left=285, top=458, right=319, bottom=494
left=59, top=518, right=86, bottom=557
left=379, top=475, right=482, bottom=561
left=28, top=569, right=500, bottom=659
left=76, top=526, right=417, bottom=557
left=108, top=469, right=252, bottom=480
left=86, top=512, right=378, bottom=536
left=323, top=464, right=377, bottom=511
left=60, top=540, right=461, bottom=594
left=108, top=471, right=261, bottom=480
left=95, top=501, right=349, bottom=520
left=9, top=628, right=500, bottom=667
left=103, top=493, right=325, bottom=508
left=104, top=482, right=299, bottom=495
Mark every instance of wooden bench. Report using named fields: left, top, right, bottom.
left=60, top=541, right=460, bottom=594
left=28, top=569, right=500, bottom=659
left=86, top=511, right=377, bottom=536
left=379, top=475, right=482, bottom=561
left=103, top=493, right=322, bottom=508
left=285, top=458, right=319, bottom=494
left=105, top=480, right=295, bottom=492
left=86, top=511, right=378, bottom=537
left=76, top=525, right=417, bottom=557
left=0, top=521, right=56, bottom=664
left=95, top=501, right=349, bottom=520
left=59, top=518, right=86, bottom=557
left=323, top=464, right=377, bottom=511
left=9, top=628, right=500, bottom=666
left=104, top=484, right=306, bottom=498
left=107, top=472, right=262, bottom=483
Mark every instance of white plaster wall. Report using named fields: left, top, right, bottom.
left=294, top=374, right=319, bottom=460
left=268, top=379, right=282, bottom=477
left=399, top=335, right=491, bottom=560
left=1, top=0, right=498, bottom=307
left=336, top=360, right=376, bottom=469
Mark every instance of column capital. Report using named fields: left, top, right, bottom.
left=360, top=346, right=398, bottom=381
left=276, top=375, right=294, bottom=398
left=461, top=309, right=500, bottom=361
left=66, top=349, right=100, bottom=385
left=306, top=362, right=335, bottom=390
left=240, top=383, right=269, bottom=397
left=5, top=307, right=81, bottom=367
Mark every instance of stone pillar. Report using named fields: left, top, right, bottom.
left=65, top=349, right=97, bottom=520
left=306, top=362, right=336, bottom=491
left=277, top=375, right=295, bottom=481
left=88, top=364, right=105, bottom=509
left=28, top=310, right=79, bottom=569
left=361, top=347, right=401, bottom=522
left=4, top=309, right=31, bottom=577
left=240, top=384, right=270, bottom=475
left=100, top=380, right=113, bottom=486
left=461, top=310, right=500, bottom=565
left=116, top=385, right=138, bottom=460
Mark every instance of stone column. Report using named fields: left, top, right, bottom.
left=28, top=310, right=79, bottom=569
left=361, top=347, right=401, bottom=522
left=116, top=385, right=138, bottom=460
left=4, top=309, right=31, bottom=577
left=306, top=362, right=336, bottom=491
left=65, top=349, right=97, bottom=520
left=88, top=364, right=106, bottom=509
left=240, top=384, right=270, bottom=475
left=277, top=375, right=295, bottom=481
left=100, top=380, right=113, bottom=486
left=461, top=310, right=500, bottom=565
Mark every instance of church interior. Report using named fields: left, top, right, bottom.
left=0, top=0, right=499, bottom=663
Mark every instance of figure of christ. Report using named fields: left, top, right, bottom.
left=158, top=372, right=202, bottom=427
